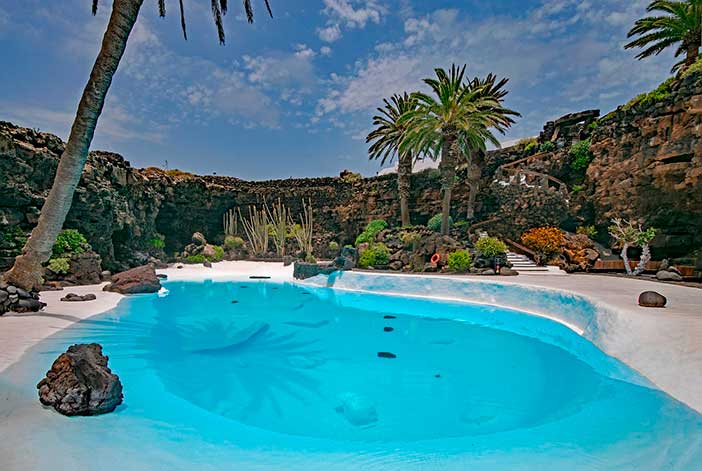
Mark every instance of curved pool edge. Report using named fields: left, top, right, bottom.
left=302, top=270, right=702, bottom=413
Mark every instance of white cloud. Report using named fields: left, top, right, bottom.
left=321, top=0, right=384, bottom=28
left=320, top=46, right=332, bottom=56
left=316, top=0, right=674, bottom=141
left=317, top=0, right=385, bottom=42
left=317, top=24, right=342, bottom=42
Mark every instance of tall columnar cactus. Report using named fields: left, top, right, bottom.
left=292, top=199, right=314, bottom=258
left=608, top=218, right=657, bottom=276
left=223, top=208, right=238, bottom=237
left=238, top=206, right=269, bottom=256
left=266, top=198, right=291, bottom=257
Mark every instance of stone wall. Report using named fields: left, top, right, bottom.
left=586, top=72, right=702, bottom=259
left=1, top=70, right=700, bottom=270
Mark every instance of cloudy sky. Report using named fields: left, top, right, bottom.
left=0, top=0, right=674, bottom=180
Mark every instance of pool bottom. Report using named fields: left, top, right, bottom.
left=0, top=280, right=701, bottom=470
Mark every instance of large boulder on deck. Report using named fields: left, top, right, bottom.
left=37, top=343, right=123, bottom=416
left=103, top=264, right=161, bottom=294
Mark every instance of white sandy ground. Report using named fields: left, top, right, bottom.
left=1, top=262, right=701, bottom=411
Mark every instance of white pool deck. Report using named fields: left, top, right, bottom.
left=1, top=261, right=700, bottom=412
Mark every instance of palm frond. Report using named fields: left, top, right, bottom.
left=179, top=0, right=188, bottom=40
left=92, top=0, right=98, bottom=15
left=158, top=0, right=166, bottom=17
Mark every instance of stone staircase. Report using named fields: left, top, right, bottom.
left=506, top=252, right=552, bottom=273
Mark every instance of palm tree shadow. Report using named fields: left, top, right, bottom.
left=145, top=316, right=327, bottom=422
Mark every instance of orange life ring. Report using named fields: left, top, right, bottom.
left=430, top=253, right=441, bottom=264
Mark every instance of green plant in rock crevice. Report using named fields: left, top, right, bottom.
left=47, top=257, right=70, bottom=275
left=52, top=229, right=89, bottom=257
left=569, top=139, right=593, bottom=171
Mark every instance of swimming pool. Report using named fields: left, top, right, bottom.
left=1, top=279, right=701, bottom=470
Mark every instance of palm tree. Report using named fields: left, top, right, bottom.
left=400, top=65, right=518, bottom=235
left=3, top=0, right=273, bottom=291
left=625, top=0, right=702, bottom=73
left=366, top=93, right=418, bottom=227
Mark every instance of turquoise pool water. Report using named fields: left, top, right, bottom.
left=1, top=280, right=701, bottom=470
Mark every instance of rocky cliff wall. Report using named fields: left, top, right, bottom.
left=1, top=71, right=700, bottom=270
left=586, top=72, right=702, bottom=259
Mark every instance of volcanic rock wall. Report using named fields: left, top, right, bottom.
left=586, top=72, right=702, bottom=258
left=1, top=71, right=700, bottom=270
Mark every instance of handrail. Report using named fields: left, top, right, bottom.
left=504, top=238, right=538, bottom=260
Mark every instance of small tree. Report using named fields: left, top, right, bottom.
left=608, top=219, right=657, bottom=275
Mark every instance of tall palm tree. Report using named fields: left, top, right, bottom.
left=625, top=0, right=702, bottom=73
left=366, top=93, right=418, bottom=227
left=3, top=0, right=273, bottom=291
left=400, top=65, right=517, bottom=235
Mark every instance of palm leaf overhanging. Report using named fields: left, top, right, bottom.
left=91, top=0, right=274, bottom=44
left=625, top=0, right=702, bottom=73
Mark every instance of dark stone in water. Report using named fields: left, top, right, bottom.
left=435, top=374, right=441, bottom=378
left=383, top=315, right=396, bottom=319
left=377, top=352, right=396, bottom=359
left=249, top=276, right=270, bottom=279
left=156, top=273, right=168, bottom=280
left=37, top=343, right=123, bottom=416
left=383, top=327, right=394, bottom=332
left=240, top=286, right=248, bottom=288
left=231, top=300, right=238, bottom=304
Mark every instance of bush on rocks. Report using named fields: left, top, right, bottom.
left=520, top=226, right=564, bottom=264
left=428, top=214, right=452, bottom=232
left=355, top=220, right=388, bottom=246
left=447, top=250, right=472, bottom=272
left=475, top=237, right=507, bottom=258
left=52, top=229, right=89, bottom=257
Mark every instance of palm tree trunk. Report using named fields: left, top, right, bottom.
left=397, top=152, right=412, bottom=227
left=439, top=126, right=458, bottom=235
left=3, top=0, right=144, bottom=291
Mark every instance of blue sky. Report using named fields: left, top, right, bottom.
left=0, top=0, right=674, bottom=180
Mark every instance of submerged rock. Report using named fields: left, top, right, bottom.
left=638, top=291, right=667, bottom=308
left=103, top=265, right=161, bottom=294
left=335, top=393, right=378, bottom=427
left=37, top=343, right=123, bottom=416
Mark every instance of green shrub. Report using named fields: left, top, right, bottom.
left=305, top=253, right=317, bottom=263
left=427, top=214, right=452, bottom=232
left=149, top=237, right=165, bottom=249
left=523, top=141, right=538, bottom=155
left=447, top=250, right=472, bottom=272
left=569, top=139, right=593, bottom=171
left=47, top=257, right=70, bottom=275
left=576, top=225, right=597, bottom=238
left=572, top=184, right=585, bottom=194
left=211, top=245, right=224, bottom=262
left=355, top=220, right=388, bottom=246
left=328, top=241, right=339, bottom=252
left=539, top=141, right=556, bottom=153
left=186, top=254, right=206, bottom=264
left=52, top=229, right=88, bottom=257
left=475, top=236, right=507, bottom=257
left=400, top=231, right=421, bottom=249
left=623, top=77, right=674, bottom=111
left=358, top=243, right=390, bottom=268
left=2, top=226, right=27, bottom=246
left=372, top=243, right=390, bottom=266
left=358, top=250, right=376, bottom=269
left=224, top=235, right=245, bottom=249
